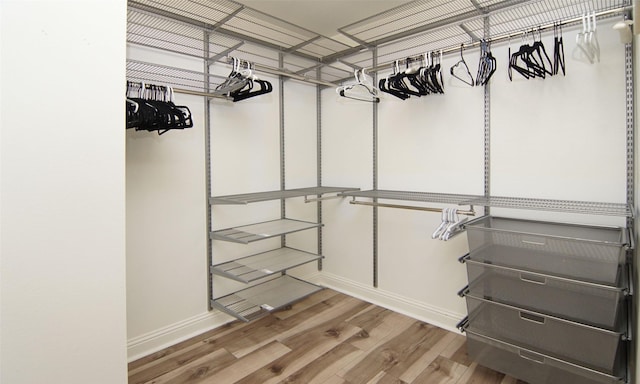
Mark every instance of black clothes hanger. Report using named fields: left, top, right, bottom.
left=230, top=78, right=273, bottom=102
left=554, top=23, right=566, bottom=76
left=509, top=29, right=557, bottom=81
left=476, top=40, right=496, bottom=86
left=126, top=81, right=193, bottom=135
left=378, top=54, right=444, bottom=100
left=450, top=44, right=474, bottom=86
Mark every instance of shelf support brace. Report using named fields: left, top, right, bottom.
left=207, top=42, right=244, bottom=64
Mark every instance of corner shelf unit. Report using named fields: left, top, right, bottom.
left=210, top=186, right=358, bottom=321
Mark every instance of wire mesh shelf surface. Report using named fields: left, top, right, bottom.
left=210, top=247, right=322, bottom=283
left=211, top=275, right=323, bottom=321
left=463, top=196, right=634, bottom=217
left=342, top=190, right=483, bottom=205
left=343, top=190, right=633, bottom=217
left=128, top=0, right=631, bottom=87
left=210, top=219, right=323, bottom=244
left=210, top=186, right=360, bottom=205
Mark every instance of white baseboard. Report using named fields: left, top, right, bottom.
left=127, top=271, right=464, bottom=362
left=316, top=272, right=466, bottom=334
left=127, top=310, right=234, bottom=362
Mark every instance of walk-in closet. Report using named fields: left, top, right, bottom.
left=1, top=0, right=638, bottom=383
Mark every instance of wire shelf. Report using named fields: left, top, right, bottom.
left=210, top=219, right=323, bottom=244
left=462, top=196, right=634, bottom=217
left=210, top=247, right=322, bottom=283
left=342, top=190, right=483, bottom=205
left=128, top=0, right=350, bottom=60
left=126, top=60, right=225, bottom=93
left=210, top=186, right=360, bottom=205
left=343, top=190, right=634, bottom=217
left=211, top=275, right=322, bottom=321
left=340, top=0, right=629, bottom=47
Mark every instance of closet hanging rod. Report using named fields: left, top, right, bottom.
left=349, top=200, right=476, bottom=216
left=230, top=61, right=338, bottom=88
left=367, top=5, right=630, bottom=75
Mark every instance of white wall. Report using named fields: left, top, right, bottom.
left=320, top=19, right=629, bottom=332
left=0, top=1, right=127, bottom=383
left=125, top=45, right=216, bottom=359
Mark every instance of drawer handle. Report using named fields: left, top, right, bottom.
left=519, top=350, right=545, bottom=364
left=520, top=311, right=546, bottom=325
left=519, top=273, right=547, bottom=285
left=521, top=240, right=546, bottom=246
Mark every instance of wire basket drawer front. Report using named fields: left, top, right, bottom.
left=466, top=261, right=627, bottom=330
left=466, top=331, right=625, bottom=384
left=466, top=216, right=627, bottom=285
left=465, top=296, right=626, bottom=376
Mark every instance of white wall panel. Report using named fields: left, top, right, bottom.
left=126, top=45, right=209, bottom=345
left=1, top=1, right=127, bottom=382
left=321, top=90, right=375, bottom=286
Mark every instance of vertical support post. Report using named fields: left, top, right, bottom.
left=483, top=16, right=491, bottom=216
left=624, top=38, right=636, bottom=384
left=279, top=53, right=286, bottom=250
left=317, top=67, right=323, bottom=271
left=372, top=47, right=379, bottom=288
left=204, top=32, right=213, bottom=310
left=625, top=42, right=634, bottom=229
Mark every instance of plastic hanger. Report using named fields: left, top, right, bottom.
left=553, top=23, right=566, bottom=76
left=450, top=44, right=474, bottom=86
left=576, top=14, right=594, bottom=64
left=337, top=69, right=381, bottom=103
left=432, top=208, right=451, bottom=239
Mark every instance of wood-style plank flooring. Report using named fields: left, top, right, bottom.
left=129, top=289, right=526, bottom=384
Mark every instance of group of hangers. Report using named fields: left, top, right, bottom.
left=450, top=40, right=496, bottom=87
left=577, top=12, right=600, bottom=63
left=432, top=208, right=468, bottom=241
left=214, top=57, right=273, bottom=102
left=336, top=68, right=380, bottom=103
left=508, top=24, right=565, bottom=81
left=126, top=81, right=194, bottom=135
left=378, top=51, right=445, bottom=100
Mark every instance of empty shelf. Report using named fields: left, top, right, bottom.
left=211, top=275, right=323, bottom=322
left=210, top=186, right=359, bottom=205
left=342, top=189, right=482, bottom=205
left=211, top=247, right=322, bottom=283
left=211, top=219, right=322, bottom=244
left=462, top=196, right=634, bottom=218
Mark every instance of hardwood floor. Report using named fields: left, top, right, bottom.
left=129, top=289, right=526, bottom=384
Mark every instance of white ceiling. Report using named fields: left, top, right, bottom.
left=234, top=0, right=414, bottom=44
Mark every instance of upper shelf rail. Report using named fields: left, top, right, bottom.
left=344, top=190, right=633, bottom=217
left=211, top=186, right=360, bottom=205
left=462, top=196, right=634, bottom=217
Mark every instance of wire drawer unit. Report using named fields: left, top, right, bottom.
left=460, top=215, right=632, bottom=384
left=462, top=256, right=629, bottom=330
left=465, top=216, right=629, bottom=285
left=465, top=331, right=626, bottom=384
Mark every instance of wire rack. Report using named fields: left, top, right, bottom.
left=127, top=0, right=631, bottom=87
left=126, top=60, right=226, bottom=94
left=340, top=0, right=629, bottom=47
